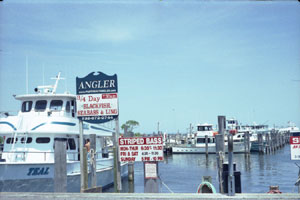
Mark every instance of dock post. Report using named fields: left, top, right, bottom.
left=113, top=118, right=122, bottom=192
left=227, top=134, right=235, bottom=196
left=205, top=135, right=208, bottom=158
left=258, top=134, right=263, bottom=154
left=79, top=120, right=88, bottom=193
left=216, top=115, right=226, bottom=193
left=54, top=138, right=67, bottom=193
left=90, top=134, right=97, bottom=188
left=265, top=133, right=270, bottom=154
left=244, top=131, right=250, bottom=154
left=144, top=162, right=159, bottom=193
left=217, top=116, right=226, bottom=152
left=83, top=147, right=88, bottom=190
left=124, top=125, right=134, bottom=183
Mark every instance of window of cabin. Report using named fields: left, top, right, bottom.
left=21, top=137, right=32, bottom=144
left=197, top=138, right=205, bottom=143
left=71, top=100, right=76, bottom=117
left=50, top=100, right=63, bottom=111
left=66, top=101, right=71, bottom=113
left=67, top=138, right=76, bottom=150
left=22, top=101, right=33, bottom=112
left=35, top=100, right=47, bottom=111
left=36, top=137, right=50, bottom=144
left=6, top=138, right=18, bottom=144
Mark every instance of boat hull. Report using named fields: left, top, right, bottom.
left=172, top=142, right=249, bottom=154
left=0, top=160, right=128, bottom=192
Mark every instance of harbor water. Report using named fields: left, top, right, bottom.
left=105, top=145, right=299, bottom=193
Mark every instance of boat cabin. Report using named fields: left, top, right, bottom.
left=195, top=124, right=215, bottom=147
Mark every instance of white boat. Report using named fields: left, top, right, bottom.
left=172, top=123, right=249, bottom=154
left=0, top=73, right=127, bottom=192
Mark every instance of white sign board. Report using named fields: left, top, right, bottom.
left=290, top=136, right=300, bottom=160
left=76, top=93, right=118, bottom=121
left=118, top=137, right=164, bottom=162
left=145, top=162, right=158, bottom=179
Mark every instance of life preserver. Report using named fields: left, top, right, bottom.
left=197, top=182, right=217, bottom=193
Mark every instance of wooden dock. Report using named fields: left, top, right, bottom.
left=1, top=192, right=300, bottom=200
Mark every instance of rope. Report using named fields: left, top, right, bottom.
left=158, top=175, right=174, bottom=193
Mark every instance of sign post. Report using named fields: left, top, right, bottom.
left=76, top=71, right=120, bottom=192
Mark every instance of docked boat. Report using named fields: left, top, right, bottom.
left=172, top=123, right=249, bottom=154
left=0, top=73, right=127, bottom=192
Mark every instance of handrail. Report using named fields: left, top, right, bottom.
left=1, top=151, right=104, bottom=162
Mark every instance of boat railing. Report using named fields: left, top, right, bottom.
left=0, top=151, right=105, bottom=162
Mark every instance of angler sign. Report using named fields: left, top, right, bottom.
left=76, top=72, right=118, bottom=123
left=118, top=137, right=164, bottom=162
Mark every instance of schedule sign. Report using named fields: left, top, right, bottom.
left=76, top=72, right=118, bottom=123
left=290, top=136, right=300, bottom=160
left=118, top=137, right=164, bottom=162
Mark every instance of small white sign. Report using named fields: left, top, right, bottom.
left=145, top=162, right=157, bottom=179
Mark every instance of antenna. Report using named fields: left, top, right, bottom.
left=43, top=64, right=45, bottom=86
left=51, top=72, right=65, bottom=94
left=26, top=56, right=28, bottom=94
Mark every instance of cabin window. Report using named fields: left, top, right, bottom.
left=71, top=100, right=76, bottom=117
left=36, top=137, right=50, bottom=144
left=21, top=137, right=32, bottom=144
left=197, top=138, right=205, bottom=143
left=66, top=101, right=71, bottom=113
left=6, top=138, right=18, bottom=144
left=35, top=100, right=47, bottom=111
left=22, top=101, right=32, bottom=112
left=67, top=138, right=76, bottom=150
left=198, top=126, right=212, bottom=131
left=50, top=100, right=63, bottom=111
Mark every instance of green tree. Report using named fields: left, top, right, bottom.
left=121, top=120, right=139, bottom=133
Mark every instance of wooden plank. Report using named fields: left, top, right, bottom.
left=1, top=192, right=300, bottom=200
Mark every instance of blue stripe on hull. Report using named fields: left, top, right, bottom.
left=0, top=122, right=17, bottom=131
left=31, top=122, right=76, bottom=131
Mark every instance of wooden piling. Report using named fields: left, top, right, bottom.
left=54, top=138, right=67, bottom=193
left=258, top=133, right=263, bottom=154
left=124, top=125, right=134, bottom=183
left=265, top=133, right=270, bottom=154
left=227, top=134, right=235, bottom=196
left=216, top=115, right=226, bottom=194
left=82, top=147, right=88, bottom=191
left=144, top=162, right=159, bottom=193
left=90, top=134, right=97, bottom=188
left=205, top=135, right=208, bottom=158
left=244, top=132, right=250, bottom=154
left=113, top=118, right=122, bottom=192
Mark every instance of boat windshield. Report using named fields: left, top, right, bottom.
left=50, top=100, right=63, bottom=111
left=21, top=101, right=33, bottom=112
left=35, top=100, right=47, bottom=111
left=198, top=126, right=212, bottom=131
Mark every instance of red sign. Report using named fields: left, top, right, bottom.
left=290, top=136, right=300, bottom=160
left=118, top=137, right=164, bottom=162
left=290, top=136, right=300, bottom=144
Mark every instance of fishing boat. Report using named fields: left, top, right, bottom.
left=172, top=123, right=249, bottom=154
left=0, top=73, right=127, bottom=192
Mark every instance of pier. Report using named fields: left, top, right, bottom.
left=1, top=192, right=300, bottom=200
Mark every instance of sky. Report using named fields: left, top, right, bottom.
left=0, top=0, right=300, bottom=134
